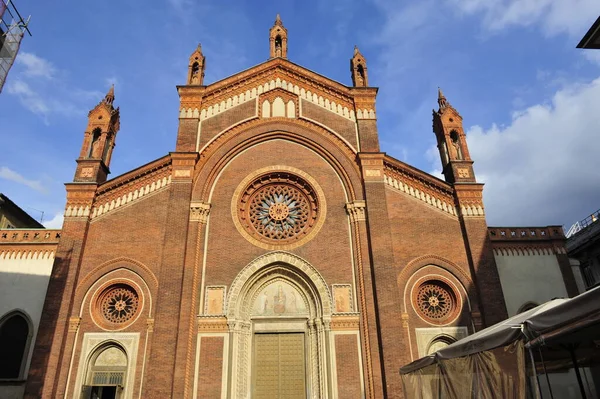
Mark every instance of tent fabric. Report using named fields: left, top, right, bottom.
left=400, top=286, right=600, bottom=375
left=400, top=300, right=563, bottom=374
left=523, top=286, right=600, bottom=341
left=400, top=341, right=526, bottom=399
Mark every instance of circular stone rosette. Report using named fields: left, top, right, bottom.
left=412, top=279, right=460, bottom=325
left=232, top=166, right=326, bottom=250
left=92, top=282, right=142, bottom=330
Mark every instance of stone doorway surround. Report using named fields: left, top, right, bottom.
left=225, top=251, right=334, bottom=399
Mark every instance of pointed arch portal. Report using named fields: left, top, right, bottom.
left=226, top=251, right=335, bottom=398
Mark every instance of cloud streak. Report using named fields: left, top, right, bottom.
left=448, top=0, right=600, bottom=37
left=7, top=52, right=106, bottom=124
left=0, top=166, right=47, bottom=194
left=16, top=52, right=57, bottom=79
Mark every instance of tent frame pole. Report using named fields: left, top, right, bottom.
left=528, top=346, right=542, bottom=399
left=565, top=343, right=587, bottom=399
left=537, top=346, right=555, bottom=399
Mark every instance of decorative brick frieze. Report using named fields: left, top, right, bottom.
left=89, top=156, right=173, bottom=220
left=454, top=184, right=485, bottom=217
left=383, top=160, right=457, bottom=217
left=330, top=314, right=360, bottom=331
left=197, top=316, right=228, bottom=332
left=0, top=228, right=59, bottom=260
left=488, top=226, right=567, bottom=255
left=184, top=75, right=364, bottom=123
left=0, top=229, right=61, bottom=243
left=91, top=174, right=171, bottom=219
left=0, top=248, right=55, bottom=260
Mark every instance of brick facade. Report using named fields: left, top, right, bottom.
left=23, top=17, right=515, bottom=399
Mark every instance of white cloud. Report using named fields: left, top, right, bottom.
left=0, top=166, right=47, bottom=193
left=449, top=0, right=600, bottom=37
left=452, top=76, right=600, bottom=226
left=43, top=212, right=64, bottom=229
left=16, top=52, right=57, bottom=79
left=7, top=79, right=82, bottom=124
left=7, top=51, right=107, bottom=123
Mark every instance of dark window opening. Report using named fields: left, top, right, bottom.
left=0, top=313, right=30, bottom=378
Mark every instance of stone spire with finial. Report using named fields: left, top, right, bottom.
left=437, top=87, right=448, bottom=111
left=103, top=84, right=115, bottom=106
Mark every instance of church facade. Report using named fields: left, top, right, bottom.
left=20, top=16, right=576, bottom=399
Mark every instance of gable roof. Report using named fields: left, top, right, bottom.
left=0, top=193, right=44, bottom=228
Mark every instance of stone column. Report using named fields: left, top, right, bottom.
left=143, top=153, right=198, bottom=397
left=172, top=201, right=210, bottom=398
left=346, top=199, right=385, bottom=399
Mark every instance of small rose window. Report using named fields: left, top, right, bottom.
left=98, top=284, right=140, bottom=325
left=414, top=280, right=458, bottom=323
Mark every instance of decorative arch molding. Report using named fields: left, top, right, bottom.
left=399, top=254, right=474, bottom=295
left=226, top=251, right=333, bottom=317
left=192, top=119, right=362, bottom=202
left=75, top=258, right=156, bottom=320
left=224, top=251, right=335, bottom=398
left=77, top=257, right=158, bottom=298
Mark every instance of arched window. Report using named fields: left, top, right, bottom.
left=0, top=312, right=32, bottom=379
left=274, top=35, right=283, bottom=57
left=426, top=335, right=456, bottom=355
left=82, top=344, right=128, bottom=398
left=89, top=128, right=102, bottom=158
left=356, top=64, right=365, bottom=86
left=190, top=62, right=200, bottom=84
left=449, top=130, right=463, bottom=160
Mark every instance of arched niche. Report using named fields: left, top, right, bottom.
left=225, top=251, right=334, bottom=398
left=81, top=343, right=128, bottom=399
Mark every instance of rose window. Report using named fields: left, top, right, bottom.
left=99, top=284, right=140, bottom=324
left=238, top=173, right=319, bottom=245
left=415, top=281, right=457, bottom=322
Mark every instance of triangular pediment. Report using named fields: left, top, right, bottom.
left=204, top=57, right=354, bottom=102
left=178, top=58, right=377, bottom=122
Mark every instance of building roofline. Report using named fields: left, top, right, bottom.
left=0, top=193, right=44, bottom=228
left=577, top=16, right=600, bottom=49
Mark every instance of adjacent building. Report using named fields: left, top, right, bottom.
left=0, top=194, right=56, bottom=399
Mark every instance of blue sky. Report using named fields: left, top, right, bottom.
left=1, top=0, right=599, bottom=230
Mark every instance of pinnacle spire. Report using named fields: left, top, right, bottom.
left=354, top=45, right=360, bottom=56
left=275, top=13, right=283, bottom=26
left=437, top=87, right=448, bottom=110
left=104, top=84, right=115, bottom=106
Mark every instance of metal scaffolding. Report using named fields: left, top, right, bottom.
left=0, top=0, right=31, bottom=93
